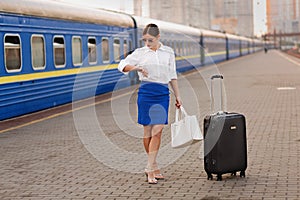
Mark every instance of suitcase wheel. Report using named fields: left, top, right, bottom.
left=207, top=173, right=213, bottom=180
left=240, top=171, right=246, bottom=177
left=217, top=174, right=222, bottom=181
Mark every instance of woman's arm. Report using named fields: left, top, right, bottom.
left=122, top=65, right=148, bottom=77
left=170, top=79, right=182, bottom=108
left=117, top=49, right=148, bottom=77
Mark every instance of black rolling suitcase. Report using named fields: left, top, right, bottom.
left=203, top=75, right=247, bottom=181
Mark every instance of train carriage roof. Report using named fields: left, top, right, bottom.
left=200, top=29, right=226, bottom=38
left=134, top=16, right=201, bottom=37
left=0, top=0, right=134, bottom=28
left=240, top=36, right=253, bottom=42
left=226, top=33, right=243, bottom=40
left=253, top=38, right=264, bottom=44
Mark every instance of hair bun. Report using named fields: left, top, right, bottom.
left=143, top=23, right=160, bottom=37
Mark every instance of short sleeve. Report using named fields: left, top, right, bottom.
left=118, top=49, right=140, bottom=74
left=169, top=50, right=177, bottom=80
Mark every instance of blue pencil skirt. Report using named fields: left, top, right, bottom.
left=137, top=81, right=170, bottom=125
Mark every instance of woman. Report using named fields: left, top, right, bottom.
left=118, top=23, right=182, bottom=184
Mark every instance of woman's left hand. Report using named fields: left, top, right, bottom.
left=175, top=97, right=182, bottom=109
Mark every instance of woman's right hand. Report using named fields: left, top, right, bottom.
left=137, top=66, right=148, bottom=77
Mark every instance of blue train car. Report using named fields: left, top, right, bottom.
left=240, top=37, right=252, bottom=55
left=201, top=30, right=227, bottom=65
left=253, top=38, right=265, bottom=52
left=0, top=0, right=135, bottom=120
left=226, top=33, right=243, bottom=59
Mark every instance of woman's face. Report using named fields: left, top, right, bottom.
left=142, top=34, right=160, bottom=50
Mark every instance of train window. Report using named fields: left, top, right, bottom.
left=188, top=42, right=192, bottom=55
left=176, top=42, right=180, bottom=56
left=175, top=41, right=180, bottom=56
left=193, top=42, right=197, bottom=55
left=129, top=40, right=132, bottom=53
left=189, top=42, right=194, bottom=55
left=123, top=39, right=128, bottom=58
left=188, top=42, right=193, bottom=55
left=187, top=42, right=191, bottom=55
left=53, top=36, right=66, bottom=68
left=179, top=42, right=183, bottom=56
left=4, top=35, right=22, bottom=72
left=172, top=42, right=176, bottom=52
left=72, top=36, right=82, bottom=66
left=191, top=42, right=195, bottom=55
left=31, top=35, right=46, bottom=70
left=139, top=39, right=143, bottom=48
left=164, top=40, right=168, bottom=47
left=183, top=42, right=187, bottom=56
left=205, top=37, right=226, bottom=54
left=102, top=37, right=109, bottom=63
left=177, top=42, right=181, bottom=56
left=178, top=41, right=183, bottom=56
left=170, top=41, right=175, bottom=50
left=88, top=37, right=97, bottom=64
left=173, top=42, right=177, bottom=55
left=113, top=38, right=120, bottom=62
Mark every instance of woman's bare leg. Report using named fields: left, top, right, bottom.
left=147, top=124, right=164, bottom=170
left=143, top=125, right=152, bottom=154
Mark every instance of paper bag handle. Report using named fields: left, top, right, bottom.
left=175, top=106, right=188, bottom=122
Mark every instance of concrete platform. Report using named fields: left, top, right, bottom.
left=0, top=50, right=300, bottom=199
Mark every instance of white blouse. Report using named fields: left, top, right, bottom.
left=118, top=44, right=177, bottom=84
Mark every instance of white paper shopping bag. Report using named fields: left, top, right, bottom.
left=171, top=106, right=203, bottom=148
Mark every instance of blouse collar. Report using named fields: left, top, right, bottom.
left=143, top=42, right=168, bottom=52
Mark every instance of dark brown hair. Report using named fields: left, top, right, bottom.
left=142, top=23, right=160, bottom=37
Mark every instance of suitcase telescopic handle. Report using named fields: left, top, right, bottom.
left=210, top=74, right=224, bottom=113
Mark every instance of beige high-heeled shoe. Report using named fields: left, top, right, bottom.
left=154, top=170, right=164, bottom=180
left=144, top=168, right=158, bottom=184
left=153, top=164, right=164, bottom=180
